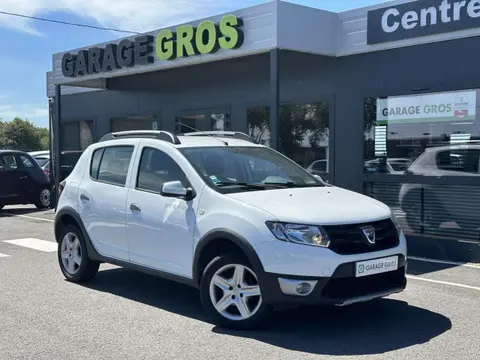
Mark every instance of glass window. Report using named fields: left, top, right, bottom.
left=136, top=147, right=190, bottom=193
left=175, top=110, right=230, bottom=134
left=247, top=106, right=270, bottom=146
left=435, top=149, right=480, bottom=173
left=278, top=102, right=330, bottom=175
left=0, top=155, right=18, bottom=169
left=364, top=89, right=480, bottom=175
left=97, top=146, right=134, bottom=186
left=61, top=120, right=93, bottom=151
left=90, top=148, right=104, bottom=179
left=20, top=155, right=34, bottom=168
left=111, top=116, right=156, bottom=133
left=33, top=157, right=49, bottom=168
left=180, top=146, right=324, bottom=194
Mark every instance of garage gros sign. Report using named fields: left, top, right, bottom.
left=61, top=14, right=243, bottom=77
left=376, top=90, right=477, bottom=125
left=367, top=0, right=480, bottom=44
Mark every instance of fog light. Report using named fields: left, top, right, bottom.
left=295, top=282, right=312, bottom=295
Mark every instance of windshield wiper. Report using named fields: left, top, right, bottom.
left=263, top=182, right=323, bottom=188
left=214, top=182, right=266, bottom=189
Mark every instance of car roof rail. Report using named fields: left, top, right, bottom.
left=179, top=131, right=255, bottom=143
left=99, top=130, right=181, bottom=145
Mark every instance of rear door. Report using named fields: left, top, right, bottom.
left=78, top=143, right=136, bottom=261
left=0, top=153, right=21, bottom=200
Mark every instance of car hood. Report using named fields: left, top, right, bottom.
left=226, top=186, right=391, bottom=225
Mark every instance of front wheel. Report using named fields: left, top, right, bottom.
left=200, top=253, right=273, bottom=330
left=34, top=187, right=51, bottom=209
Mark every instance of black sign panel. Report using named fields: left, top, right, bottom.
left=367, top=0, right=480, bottom=45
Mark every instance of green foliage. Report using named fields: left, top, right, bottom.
left=0, top=117, right=49, bottom=151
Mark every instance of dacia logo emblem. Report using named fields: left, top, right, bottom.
left=360, top=226, right=376, bottom=245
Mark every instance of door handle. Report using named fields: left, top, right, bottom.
left=130, top=203, right=141, bottom=212
left=20, top=176, right=28, bottom=179
left=80, top=194, right=90, bottom=201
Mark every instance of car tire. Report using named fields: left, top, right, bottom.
left=200, top=253, right=273, bottom=330
left=57, top=224, right=100, bottom=283
left=34, top=187, right=51, bottom=209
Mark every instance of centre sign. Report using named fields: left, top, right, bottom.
left=61, top=14, right=244, bottom=78
left=367, top=0, right=480, bottom=45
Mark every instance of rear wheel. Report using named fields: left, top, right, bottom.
left=200, top=253, right=272, bottom=330
left=34, top=187, right=51, bottom=209
left=57, top=224, right=99, bottom=283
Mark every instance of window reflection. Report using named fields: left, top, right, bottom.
left=247, top=106, right=270, bottom=146
left=363, top=89, right=480, bottom=242
left=278, top=102, right=329, bottom=175
left=176, top=110, right=229, bottom=134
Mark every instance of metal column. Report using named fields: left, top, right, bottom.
left=269, top=48, right=279, bottom=150
left=51, top=85, right=61, bottom=209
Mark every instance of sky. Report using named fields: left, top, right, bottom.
left=0, top=0, right=385, bottom=128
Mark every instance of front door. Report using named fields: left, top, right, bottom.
left=126, top=143, right=199, bottom=278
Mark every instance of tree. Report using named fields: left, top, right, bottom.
left=0, top=117, right=49, bottom=151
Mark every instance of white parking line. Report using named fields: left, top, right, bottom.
left=0, top=253, right=10, bottom=258
left=3, top=238, right=57, bottom=252
left=408, top=256, right=480, bottom=269
left=406, top=275, right=480, bottom=291
left=13, top=214, right=54, bottom=223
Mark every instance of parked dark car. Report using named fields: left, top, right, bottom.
left=0, top=150, right=52, bottom=210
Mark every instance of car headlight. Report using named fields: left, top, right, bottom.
left=266, top=221, right=330, bottom=247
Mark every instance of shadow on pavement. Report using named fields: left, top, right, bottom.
left=83, top=267, right=451, bottom=356
left=213, top=299, right=451, bottom=356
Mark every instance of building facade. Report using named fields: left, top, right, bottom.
left=47, top=0, right=480, bottom=262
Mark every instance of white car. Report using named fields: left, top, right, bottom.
left=54, top=130, right=407, bottom=329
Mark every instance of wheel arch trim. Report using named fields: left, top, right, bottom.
left=192, top=228, right=266, bottom=287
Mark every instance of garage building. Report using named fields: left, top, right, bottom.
left=47, top=0, right=480, bottom=262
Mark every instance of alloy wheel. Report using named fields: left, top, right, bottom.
left=60, top=232, right=82, bottom=275
left=40, top=189, right=51, bottom=207
left=209, top=263, right=262, bottom=321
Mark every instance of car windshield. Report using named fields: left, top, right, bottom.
left=179, top=146, right=325, bottom=192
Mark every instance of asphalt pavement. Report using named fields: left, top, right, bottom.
left=0, top=205, right=479, bottom=360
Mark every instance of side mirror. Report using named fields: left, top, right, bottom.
left=161, top=180, right=195, bottom=201
left=313, top=174, right=323, bottom=181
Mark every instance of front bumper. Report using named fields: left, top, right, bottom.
left=260, top=254, right=407, bottom=306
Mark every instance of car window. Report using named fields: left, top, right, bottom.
left=312, top=161, right=326, bottom=172
left=0, top=155, right=18, bottom=170
left=436, top=149, right=480, bottom=174
left=90, top=148, right=104, bottom=179
left=33, top=157, right=49, bottom=167
left=96, top=146, right=134, bottom=186
left=21, top=155, right=35, bottom=168
left=136, top=147, right=190, bottom=193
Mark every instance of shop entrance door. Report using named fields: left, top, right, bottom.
left=175, top=108, right=231, bottom=134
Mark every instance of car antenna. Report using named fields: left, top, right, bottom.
left=177, top=122, right=229, bottom=146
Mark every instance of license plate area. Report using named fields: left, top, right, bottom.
left=355, top=256, right=399, bottom=278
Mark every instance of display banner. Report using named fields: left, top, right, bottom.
left=376, top=91, right=477, bottom=125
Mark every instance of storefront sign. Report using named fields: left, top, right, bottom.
left=61, top=14, right=244, bottom=77
left=376, top=90, right=477, bottom=125
left=367, top=0, right=480, bottom=45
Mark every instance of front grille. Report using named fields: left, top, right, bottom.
left=323, top=218, right=399, bottom=255
left=322, top=267, right=406, bottom=300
